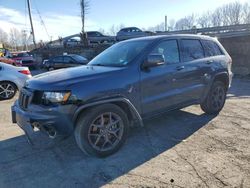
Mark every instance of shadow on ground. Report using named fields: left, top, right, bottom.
left=0, top=109, right=215, bottom=188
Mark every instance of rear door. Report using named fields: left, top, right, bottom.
left=173, top=39, right=210, bottom=103
left=63, top=56, right=78, bottom=68
left=52, top=56, right=64, bottom=69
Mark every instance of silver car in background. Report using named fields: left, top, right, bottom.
left=116, top=27, right=154, bottom=41
left=0, top=62, right=32, bottom=100
left=86, top=31, right=116, bottom=44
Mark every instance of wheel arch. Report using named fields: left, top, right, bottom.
left=73, top=98, right=143, bottom=128
left=213, top=72, right=230, bottom=90
left=0, top=80, right=18, bottom=90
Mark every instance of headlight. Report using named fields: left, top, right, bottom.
left=42, top=91, right=71, bottom=104
left=16, top=60, right=22, bottom=64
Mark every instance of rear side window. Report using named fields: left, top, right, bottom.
left=181, top=39, right=205, bottom=62
left=202, top=40, right=224, bottom=57
left=151, top=40, right=180, bottom=63
left=64, top=57, right=74, bottom=63
left=53, top=56, right=63, bottom=63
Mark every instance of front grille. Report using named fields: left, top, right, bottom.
left=19, top=89, right=32, bottom=110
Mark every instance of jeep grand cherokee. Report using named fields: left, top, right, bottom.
left=12, top=35, right=233, bottom=157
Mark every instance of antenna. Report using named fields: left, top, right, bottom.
left=27, top=0, right=37, bottom=48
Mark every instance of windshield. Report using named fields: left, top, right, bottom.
left=89, top=40, right=150, bottom=67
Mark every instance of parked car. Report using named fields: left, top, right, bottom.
left=0, top=62, right=31, bottom=100
left=42, top=54, right=88, bottom=71
left=64, top=38, right=81, bottom=47
left=116, top=27, right=152, bottom=41
left=86, top=31, right=115, bottom=44
left=12, top=35, right=233, bottom=157
left=11, top=52, right=37, bottom=68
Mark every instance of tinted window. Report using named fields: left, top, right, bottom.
left=151, top=40, right=180, bottom=63
left=87, top=32, right=96, bottom=37
left=71, top=55, right=87, bottom=62
left=182, top=39, right=205, bottom=62
left=202, top=40, right=223, bottom=57
left=53, top=56, right=63, bottom=63
left=17, top=53, right=30, bottom=57
left=64, top=57, right=74, bottom=63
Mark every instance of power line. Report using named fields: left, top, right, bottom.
left=32, top=0, right=50, bottom=41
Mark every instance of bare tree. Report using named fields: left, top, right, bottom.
left=211, top=8, right=222, bottom=27
left=9, top=28, right=22, bottom=51
left=220, top=2, right=243, bottom=25
left=175, top=14, right=196, bottom=30
left=198, top=12, right=212, bottom=28
left=108, top=24, right=125, bottom=35
left=0, top=29, right=8, bottom=44
left=80, top=0, right=90, bottom=46
left=242, top=3, right=250, bottom=24
left=98, top=28, right=106, bottom=34
left=109, top=25, right=116, bottom=36
left=168, top=19, right=176, bottom=31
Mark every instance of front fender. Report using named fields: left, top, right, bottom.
left=72, top=97, right=144, bottom=127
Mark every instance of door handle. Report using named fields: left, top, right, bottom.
left=206, top=60, right=213, bottom=64
left=176, top=66, right=185, bottom=71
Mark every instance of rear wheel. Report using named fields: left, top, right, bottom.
left=48, top=67, right=54, bottom=71
left=0, top=81, right=17, bottom=100
left=200, top=81, right=227, bottom=115
left=74, top=104, right=129, bottom=157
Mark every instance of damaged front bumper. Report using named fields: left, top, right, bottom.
left=11, top=101, right=76, bottom=144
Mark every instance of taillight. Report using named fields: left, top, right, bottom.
left=19, top=70, right=31, bottom=75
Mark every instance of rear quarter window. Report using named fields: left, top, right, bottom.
left=201, top=40, right=224, bottom=57
left=181, top=39, right=205, bottom=62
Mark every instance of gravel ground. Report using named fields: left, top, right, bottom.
left=0, top=78, right=249, bottom=188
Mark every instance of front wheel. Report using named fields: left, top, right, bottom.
left=74, top=104, right=129, bottom=157
left=200, top=81, right=227, bottom=115
left=0, top=81, right=17, bottom=100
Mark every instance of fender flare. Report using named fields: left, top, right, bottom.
left=201, top=71, right=230, bottom=103
left=72, top=97, right=144, bottom=127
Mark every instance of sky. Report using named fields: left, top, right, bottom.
left=0, top=0, right=249, bottom=41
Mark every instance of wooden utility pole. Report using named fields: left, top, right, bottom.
left=27, top=0, right=36, bottom=48
left=80, top=0, right=89, bottom=46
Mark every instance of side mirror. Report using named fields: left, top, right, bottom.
left=142, top=54, right=165, bottom=69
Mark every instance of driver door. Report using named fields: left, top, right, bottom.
left=140, top=39, right=181, bottom=116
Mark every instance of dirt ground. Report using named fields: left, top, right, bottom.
left=0, top=78, right=249, bottom=188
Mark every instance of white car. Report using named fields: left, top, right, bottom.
left=0, top=62, right=32, bottom=100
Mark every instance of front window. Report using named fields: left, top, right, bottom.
left=89, top=40, right=150, bottom=67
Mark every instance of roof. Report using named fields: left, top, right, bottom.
left=122, top=34, right=216, bottom=42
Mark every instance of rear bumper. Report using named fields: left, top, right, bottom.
left=228, top=71, right=233, bottom=88
left=11, top=101, right=76, bottom=138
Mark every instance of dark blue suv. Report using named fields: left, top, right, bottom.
left=12, top=35, right=233, bottom=157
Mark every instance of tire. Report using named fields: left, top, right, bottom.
left=48, top=67, right=54, bottom=71
left=0, top=81, right=17, bottom=100
left=74, top=104, right=129, bottom=157
left=200, top=81, right=227, bottom=115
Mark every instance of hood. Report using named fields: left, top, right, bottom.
left=25, top=65, right=124, bottom=90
